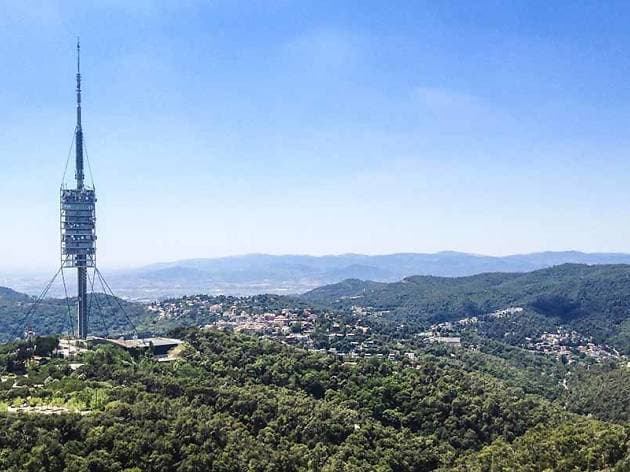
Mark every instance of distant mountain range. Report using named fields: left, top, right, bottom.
left=7, top=251, right=630, bottom=299
left=106, top=251, right=630, bottom=299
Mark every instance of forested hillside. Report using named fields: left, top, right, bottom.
left=4, top=263, right=630, bottom=353
left=302, top=264, right=630, bottom=353
left=0, top=290, right=150, bottom=342
left=0, top=329, right=627, bottom=471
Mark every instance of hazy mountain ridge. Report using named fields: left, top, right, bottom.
left=7, top=251, right=630, bottom=300
left=109, top=251, right=630, bottom=298
left=0, top=287, right=29, bottom=302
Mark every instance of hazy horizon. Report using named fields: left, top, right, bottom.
left=7, top=248, right=630, bottom=301
left=3, top=1, right=630, bottom=271
left=4, top=248, right=630, bottom=275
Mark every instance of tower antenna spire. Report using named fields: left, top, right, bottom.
left=75, top=37, right=84, bottom=189
left=77, top=37, right=80, bottom=75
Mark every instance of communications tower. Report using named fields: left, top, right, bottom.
left=22, top=41, right=140, bottom=343
left=60, top=40, right=96, bottom=339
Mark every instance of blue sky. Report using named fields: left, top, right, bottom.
left=2, top=1, right=630, bottom=270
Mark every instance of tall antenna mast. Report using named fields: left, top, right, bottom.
left=75, top=38, right=84, bottom=189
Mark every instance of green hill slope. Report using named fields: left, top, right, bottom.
left=0, top=329, right=626, bottom=471
left=0, top=290, right=151, bottom=341
left=302, top=264, right=630, bottom=352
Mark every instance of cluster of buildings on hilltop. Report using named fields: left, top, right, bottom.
left=205, top=306, right=382, bottom=357
left=146, top=298, right=629, bottom=366
left=423, top=306, right=526, bottom=334
left=151, top=297, right=419, bottom=360
left=148, top=296, right=321, bottom=347
left=528, top=330, right=622, bottom=363
left=147, top=296, right=224, bottom=322
left=210, top=309, right=316, bottom=342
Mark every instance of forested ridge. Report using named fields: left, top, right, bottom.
left=302, top=263, right=630, bottom=353
left=0, top=330, right=626, bottom=471
left=0, top=290, right=151, bottom=342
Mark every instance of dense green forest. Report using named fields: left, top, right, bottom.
left=0, top=329, right=626, bottom=471
left=302, top=263, right=630, bottom=353
left=562, top=364, right=630, bottom=423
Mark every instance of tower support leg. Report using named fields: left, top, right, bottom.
left=77, top=264, right=88, bottom=339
